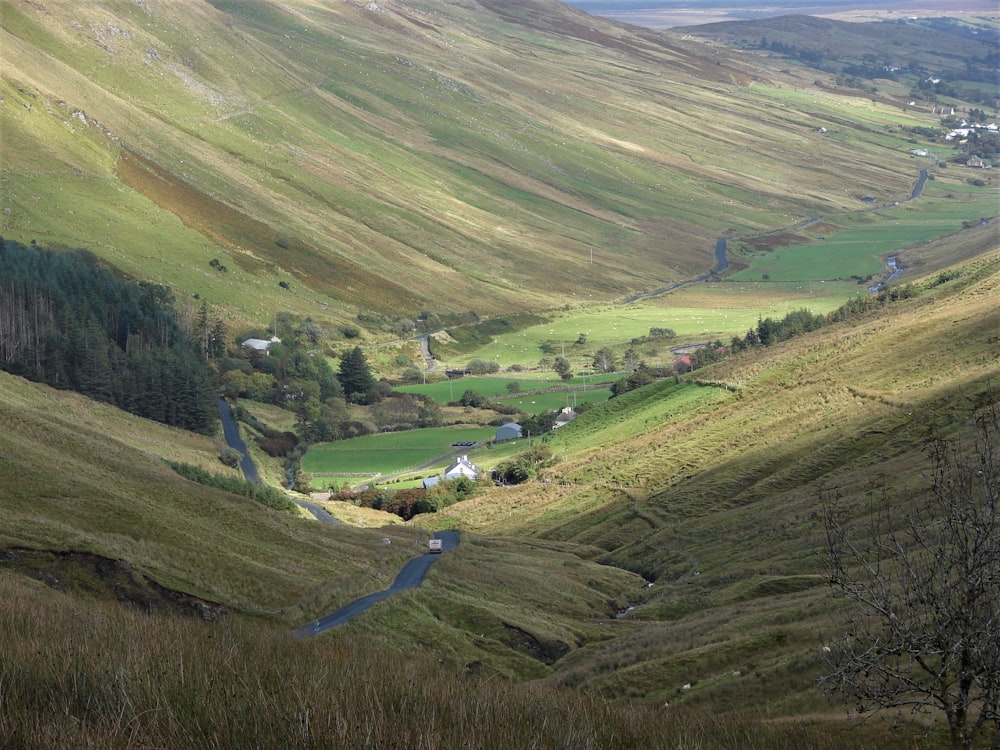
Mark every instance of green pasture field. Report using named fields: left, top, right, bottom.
left=497, top=388, right=613, bottom=413
left=315, top=434, right=536, bottom=490
left=302, top=419, right=546, bottom=489
left=308, top=473, right=379, bottom=491
left=301, top=426, right=497, bottom=476
left=730, top=175, right=999, bottom=283
left=449, top=288, right=855, bottom=371
left=398, top=376, right=565, bottom=402
left=443, top=170, right=997, bottom=371
left=397, top=375, right=617, bottom=404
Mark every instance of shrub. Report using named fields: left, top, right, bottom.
left=467, top=358, right=500, bottom=375
left=219, top=448, right=242, bottom=468
left=166, top=461, right=295, bottom=512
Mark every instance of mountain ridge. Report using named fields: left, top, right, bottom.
left=2, top=0, right=944, bottom=325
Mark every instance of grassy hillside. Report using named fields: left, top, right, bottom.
left=2, top=0, right=999, bottom=745
left=3, top=0, right=989, bottom=331
left=1, top=249, right=996, bottom=746
left=431, top=249, right=1000, bottom=711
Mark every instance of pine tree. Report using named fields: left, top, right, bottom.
left=337, top=346, right=375, bottom=401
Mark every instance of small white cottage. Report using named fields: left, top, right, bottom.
left=444, top=455, right=479, bottom=481
left=241, top=336, right=282, bottom=354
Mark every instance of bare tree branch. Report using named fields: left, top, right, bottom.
left=820, top=398, right=1000, bottom=750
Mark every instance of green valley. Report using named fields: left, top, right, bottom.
left=1, top=0, right=998, bottom=747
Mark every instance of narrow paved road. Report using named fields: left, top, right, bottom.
left=293, top=530, right=460, bottom=637
left=218, top=397, right=338, bottom=523
left=622, top=237, right=729, bottom=304
left=217, top=398, right=260, bottom=484
left=294, top=498, right=338, bottom=523
left=414, top=332, right=438, bottom=371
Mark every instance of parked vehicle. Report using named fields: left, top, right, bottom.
left=428, top=539, right=443, bottom=554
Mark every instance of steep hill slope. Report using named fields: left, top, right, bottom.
left=0, top=250, right=996, bottom=745
left=435, top=248, right=1000, bottom=707
left=2, top=0, right=944, bottom=325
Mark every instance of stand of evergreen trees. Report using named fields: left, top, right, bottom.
left=0, top=238, right=217, bottom=433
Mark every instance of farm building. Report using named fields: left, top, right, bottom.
left=672, top=355, right=694, bottom=374
left=495, top=423, right=522, bottom=441
left=241, top=336, right=281, bottom=353
left=444, top=455, right=480, bottom=481
left=553, top=407, right=577, bottom=429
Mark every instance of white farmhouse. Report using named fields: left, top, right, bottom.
left=444, top=455, right=479, bottom=481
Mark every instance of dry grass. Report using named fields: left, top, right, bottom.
left=0, top=570, right=932, bottom=749
left=0, top=252, right=995, bottom=745
left=426, top=250, right=1000, bottom=710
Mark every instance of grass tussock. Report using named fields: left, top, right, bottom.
left=0, top=571, right=922, bottom=749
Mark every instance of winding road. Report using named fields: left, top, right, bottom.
left=622, top=237, right=729, bottom=304
left=217, top=397, right=260, bottom=484
left=221, top=169, right=933, bottom=637
left=219, top=397, right=338, bottom=523
left=292, top=530, right=460, bottom=637
left=218, top=397, right=458, bottom=633
left=622, top=168, right=929, bottom=305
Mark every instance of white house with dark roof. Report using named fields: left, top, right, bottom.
left=553, top=407, right=578, bottom=429
left=444, top=455, right=479, bottom=481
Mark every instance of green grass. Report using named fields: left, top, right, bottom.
left=6, top=0, right=993, bottom=331
left=398, top=376, right=570, bottom=401
left=731, top=175, right=1000, bottom=283
left=446, top=290, right=853, bottom=372
left=1, top=252, right=997, bottom=747
left=498, top=387, right=613, bottom=413
left=301, top=426, right=498, bottom=476
left=3, top=3, right=999, bottom=743
left=398, top=375, right=615, bottom=408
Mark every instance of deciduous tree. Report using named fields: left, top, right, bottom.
left=821, top=403, right=1000, bottom=750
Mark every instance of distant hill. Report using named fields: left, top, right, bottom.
left=681, top=13, right=999, bottom=86
left=1, top=0, right=971, bottom=327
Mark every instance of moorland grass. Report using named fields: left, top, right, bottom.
left=6, top=0, right=989, bottom=326
left=3, top=3, right=999, bottom=741
left=427, top=251, right=1000, bottom=712
left=0, top=253, right=996, bottom=746
left=2, top=570, right=927, bottom=750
